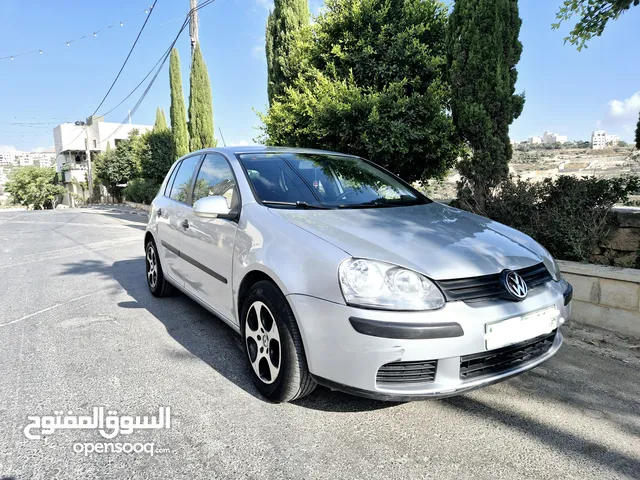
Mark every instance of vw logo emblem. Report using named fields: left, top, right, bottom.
left=501, top=270, right=528, bottom=301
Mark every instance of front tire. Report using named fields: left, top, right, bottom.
left=241, top=281, right=316, bottom=402
left=145, top=240, right=174, bottom=297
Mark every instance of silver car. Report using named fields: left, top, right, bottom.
left=144, top=147, right=573, bottom=403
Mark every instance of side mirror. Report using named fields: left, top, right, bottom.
left=193, top=196, right=235, bottom=219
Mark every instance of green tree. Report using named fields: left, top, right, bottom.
left=447, top=0, right=525, bottom=213
left=636, top=111, right=640, bottom=149
left=140, top=129, right=174, bottom=186
left=169, top=48, right=190, bottom=159
left=188, top=43, right=216, bottom=151
left=553, top=0, right=639, bottom=51
left=260, top=0, right=461, bottom=183
left=5, top=167, right=66, bottom=209
left=154, top=107, right=168, bottom=131
left=266, top=0, right=310, bottom=104
left=94, top=134, right=141, bottom=201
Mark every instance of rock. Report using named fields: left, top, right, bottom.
left=608, top=228, right=640, bottom=252
left=56, top=204, right=70, bottom=209
left=616, top=209, right=640, bottom=228
left=613, top=252, right=639, bottom=268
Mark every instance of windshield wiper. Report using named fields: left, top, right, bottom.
left=262, top=200, right=332, bottom=210
left=337, top=200, right=395, bottom=209
left=338, top=198, right=424, bottom=209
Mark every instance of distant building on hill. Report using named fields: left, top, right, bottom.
left=591, top=130, right=620, bottom=150
left=543, top=131, right=567, bottom=144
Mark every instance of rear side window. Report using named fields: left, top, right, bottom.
left=169, top=155, right=201, bottom=203
left=164, top=161, right=181, bottom=197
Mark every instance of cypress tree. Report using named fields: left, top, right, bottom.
left=265, top=0, right=310, bottom=104
left=636, top=112, right=640, bottom=149
left=188, top=43, right=216, bottom=150
left=447, top=0, right=525, bottom=213
left=169, top=48, right=190, bottom=158
left=154, top=107, right=168, bottom=132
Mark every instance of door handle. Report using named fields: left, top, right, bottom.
left=181, top=219, right=190, bottom=229
left=157, top=208, right=162, bottom=217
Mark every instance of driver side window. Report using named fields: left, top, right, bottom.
left=192, top=154, right=238, bottom=209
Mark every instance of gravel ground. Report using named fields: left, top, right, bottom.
left=0, top=207, right=638, bottom=480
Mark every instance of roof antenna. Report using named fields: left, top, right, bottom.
left=218, top=127, right=227, bottom=147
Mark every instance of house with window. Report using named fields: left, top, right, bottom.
left=53, top=116, right=151, bottom=204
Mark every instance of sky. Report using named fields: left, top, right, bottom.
left=0, top=0, right=638, bottom=153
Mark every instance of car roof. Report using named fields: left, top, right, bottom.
left=188, top=145, right=359, bottom=158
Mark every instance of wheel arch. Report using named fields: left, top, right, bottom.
left=144, top=230, right=155, bottom=248
left=237, top=270, right=281, bottom=323
left=235, top=269, right=309, bottom=350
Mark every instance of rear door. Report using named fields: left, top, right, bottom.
left=156, top=154, right=202, bottom=286
left=180, top=153, right=240, bottom=322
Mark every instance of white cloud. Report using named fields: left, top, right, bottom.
left=0, top=145, right=17, bottom=154
left=237, top=140, right=250, bottom=146
left=599, top=91, right=640, bottom=140
left=608, top=91, right=640, bottom=121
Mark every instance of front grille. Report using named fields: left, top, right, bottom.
left=435, top=262, right=552, bottom=303
left=459, top=330, right=557, bottom=380
left=376, top=360, right=437, bottom=386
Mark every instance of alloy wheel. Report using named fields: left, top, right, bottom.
left=146, top=244, right=158, bottom=289
left=244, top=301, right=281, bottom=385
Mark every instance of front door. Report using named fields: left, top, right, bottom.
left=157, top=154, right=202, bottom=286
left=180, top=153, right=239, bottom=322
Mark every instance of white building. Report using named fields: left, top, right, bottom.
left=15, top=153, right=34, bottom=167
left=0, top=152, right=16, bottom=166
left=528, top=136, right=543, bottom=144
left=607, top=134, right=620, bottom=145
left=31, top=150, right=56, bottom=168
left=543, top=131, right=567, bottom=144
left=53, top=116, right=152, bottom=204
left=591, top=130, right=620, bottom=150
left=0, top=150, right=55, bottom=167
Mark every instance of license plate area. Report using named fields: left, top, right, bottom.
left=485, top=306, right=559, bottom=351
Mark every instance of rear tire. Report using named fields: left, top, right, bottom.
left=241, top=280, right=316, bottom=403
left=145, top=240, right=174, bottom=298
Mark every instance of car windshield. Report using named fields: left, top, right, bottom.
left=237, top=152, right=428, bottom=208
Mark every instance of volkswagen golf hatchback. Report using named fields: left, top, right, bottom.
left=144, top=147, right=573, bottom=402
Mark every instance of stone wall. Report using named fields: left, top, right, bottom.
left=559, top=260, right=640, bottom=337
left=591, top=207, right=640, bottom=268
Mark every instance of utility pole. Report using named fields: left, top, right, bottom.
left=84, top=118, right=94, bottom=203
left=189, top=0, right=199, bottom=56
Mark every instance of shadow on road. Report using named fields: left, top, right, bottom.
left=58, top=256, right=640, bottom=475
left=59, top=256, right=394, bottom=413
left=442, top=394, right=640, bottom=477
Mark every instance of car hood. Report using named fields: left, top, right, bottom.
left=270, top=202, right=549, bottom=280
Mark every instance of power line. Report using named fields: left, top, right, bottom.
left=59, top=1, right=211, bottom=151
left=99, top=0, right=217, bottom=145
left=0, top=6, right=154, bottom=61
left=91, top=0, right=159, bottom=116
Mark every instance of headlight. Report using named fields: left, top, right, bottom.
left=338, top=258, right=445, bottom=310
left=540, top=248, right=562, bottom=281
left=544, top=256, right=562, bottom=282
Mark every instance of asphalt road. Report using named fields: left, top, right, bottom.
left=0, top=207, right=639, bottom=480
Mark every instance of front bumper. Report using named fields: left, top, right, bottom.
left=287, top=280, right=571, bottom=400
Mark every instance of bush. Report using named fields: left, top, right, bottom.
left=459, top=175, right=640, bottom=262
left=123, top=178, right=160, bottom=205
